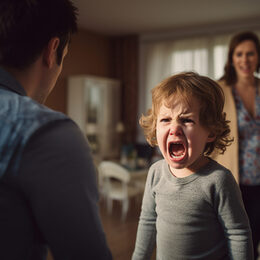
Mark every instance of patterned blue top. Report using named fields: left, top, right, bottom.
left=232, top=84, right=260, bottom=185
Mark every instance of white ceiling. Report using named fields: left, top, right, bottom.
left=73, top=0, right=260, bottom=36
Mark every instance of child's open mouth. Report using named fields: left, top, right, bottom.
left=169, top=142, right=186, bottom=160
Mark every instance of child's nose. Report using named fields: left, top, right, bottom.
left=169, top=125, right=182, bottom=136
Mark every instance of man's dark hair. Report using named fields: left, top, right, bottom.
left=0, top=0, right=78, bottom=69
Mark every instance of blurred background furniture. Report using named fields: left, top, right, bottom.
left=67, top=75, right=122, bottom=163
left=98, top=161, right=146, bottom=220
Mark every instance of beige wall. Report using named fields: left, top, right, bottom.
left=45, top=29, right=113, bottom=114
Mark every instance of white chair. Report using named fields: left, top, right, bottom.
left=98, top=161, right=145, bottom=220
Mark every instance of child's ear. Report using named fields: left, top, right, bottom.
left=207, top=132, right=216, bottom=143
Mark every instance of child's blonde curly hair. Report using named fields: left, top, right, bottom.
left=140, top=72, right=233, bottom=155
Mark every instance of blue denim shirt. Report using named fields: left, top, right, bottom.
left=0, top=68, right=67, bottom=178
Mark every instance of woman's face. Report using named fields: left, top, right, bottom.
left=232, top=40, right=259, bottom=80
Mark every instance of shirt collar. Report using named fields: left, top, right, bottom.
left=0, top=67, right=27, bottom=96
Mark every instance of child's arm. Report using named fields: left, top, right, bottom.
left=216, top=173, right=254, bottom=260
left=132, top=166, right=157, bottom=260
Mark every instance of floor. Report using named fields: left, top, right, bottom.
left=47, top=196, right=259, bottom=260
left=100, top=197, right=144, bottom=260
left=47, top=196, right=156, bottom=260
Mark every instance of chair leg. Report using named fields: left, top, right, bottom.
left=107, top=197, right=113, bottom=214
left=122, top=199, right=129, bottom=220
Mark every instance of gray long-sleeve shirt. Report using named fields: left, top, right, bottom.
left=132, top=158, right=253, bottom=260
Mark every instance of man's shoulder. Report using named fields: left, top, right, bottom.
left=0, top=88, right=68, bottom=125
left=0, top=89, right=76, bottom=178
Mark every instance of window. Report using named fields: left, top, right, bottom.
left=137, top=30, right=260, bottom=142
left=171, top=48, right=208, bottom=75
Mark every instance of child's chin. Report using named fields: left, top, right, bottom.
left=167, top=158, right=187, bottom=169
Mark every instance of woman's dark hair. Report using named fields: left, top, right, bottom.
left=220, top=31, right=260, bottom=85
left=0, top=0, right=78, bottom=69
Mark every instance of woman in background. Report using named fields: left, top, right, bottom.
left=216, top=31, right=260, bottom=259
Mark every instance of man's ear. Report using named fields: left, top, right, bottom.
left=43, top=37, right=60, bottom=68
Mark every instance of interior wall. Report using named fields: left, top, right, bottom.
left=45, top=28, right=114, bottom=114
left=111, top=35, right=139, bottom=144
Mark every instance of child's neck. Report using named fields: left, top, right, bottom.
left=169, top=156, right=209, bottom=178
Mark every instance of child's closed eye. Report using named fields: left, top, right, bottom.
left=160, top=118, right=170, bottom=123
left=180, top=118, right=194, bottom=124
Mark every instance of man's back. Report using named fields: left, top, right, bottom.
left=0, top=69, right=112, bottom=259
left=0, top=1, right=112, bottom=258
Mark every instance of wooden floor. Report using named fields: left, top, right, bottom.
left=47, top=196, right=155, bottom=260
left=100, top=196, right=155, bottom=260
left=46, top=195, right=260, bottom=260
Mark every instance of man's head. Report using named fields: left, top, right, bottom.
left=140, top=72, right=233, bottom=156
left=0, top=0, right=78, bottom=69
